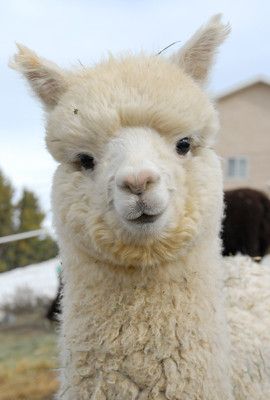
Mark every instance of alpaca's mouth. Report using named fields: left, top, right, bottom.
left=128, top=213, right=161, bottom=224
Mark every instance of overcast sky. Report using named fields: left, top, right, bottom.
left=0, top=0, right=269, bottom=228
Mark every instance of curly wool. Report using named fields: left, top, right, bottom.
left=223, top=255, right=270, bottom=399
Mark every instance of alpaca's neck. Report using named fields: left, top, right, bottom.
left=61, top=234, right=222, bottom=307
left=58, top=235, right=232, bottom=399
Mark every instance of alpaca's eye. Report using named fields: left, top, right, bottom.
left=176, top=137, right=191, bottom=155
left=77, top=153, right=95, bottom=170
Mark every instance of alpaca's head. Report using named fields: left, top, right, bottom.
left=11, top=15, right=230, bottom=268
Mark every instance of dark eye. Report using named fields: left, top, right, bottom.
left=77, top=153, right=95, bottom=170
left=175, top=137, right=191, bottom=155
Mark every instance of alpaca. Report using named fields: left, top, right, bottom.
left=11, top=15, right=270, bottom=400
left=46, top=280, right=63, bottom=322
left=222, top=188, right=270, bottom=258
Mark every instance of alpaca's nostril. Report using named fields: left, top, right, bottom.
left=118, top=169, right=160, bottom=195
left=123, top=178, right=145, bottom=195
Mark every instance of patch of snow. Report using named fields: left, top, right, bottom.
left=0, top=258, right=59, bottom=308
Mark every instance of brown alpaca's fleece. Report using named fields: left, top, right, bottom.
left=222, top=188, right=270, bottom=258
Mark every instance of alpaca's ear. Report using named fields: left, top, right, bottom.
left=171, top=14, right=230, bottom=85
left=9, top=44, right=67, bottom=108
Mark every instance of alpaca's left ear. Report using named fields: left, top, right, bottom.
left=171, top=14, right=230, bottom=85
left=9, top=44, right=68, bottom=108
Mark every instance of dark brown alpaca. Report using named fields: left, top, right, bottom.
left=46, top=281, right=63, bottom=321
left=222, top=188, right=270, bottom=257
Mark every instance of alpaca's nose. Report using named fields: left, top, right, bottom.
left=117, top=169, right=160, bottom=195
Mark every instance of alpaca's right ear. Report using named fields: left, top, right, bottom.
left=9, top=44, right=67, bottom=108
left=170, top=14, right=230, bottom=85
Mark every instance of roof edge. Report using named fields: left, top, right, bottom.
left=215, top=75, right=270, bottom=100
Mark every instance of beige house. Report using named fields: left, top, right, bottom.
left=215, top=76, right=270, bottom=193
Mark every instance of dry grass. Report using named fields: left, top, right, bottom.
left=0, top=315, right=59, bottom=400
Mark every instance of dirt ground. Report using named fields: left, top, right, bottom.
left=0, top=313, right=59, bottom=400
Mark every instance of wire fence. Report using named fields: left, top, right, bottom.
left=0, top=229, right=49, bottom=245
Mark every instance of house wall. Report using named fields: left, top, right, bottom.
left=215, top=82, right=270, bottom=194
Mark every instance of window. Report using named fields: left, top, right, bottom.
left=226, top=157, right=248, bottom=179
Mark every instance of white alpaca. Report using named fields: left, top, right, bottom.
left=11, top=15, right=270, bottom=400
